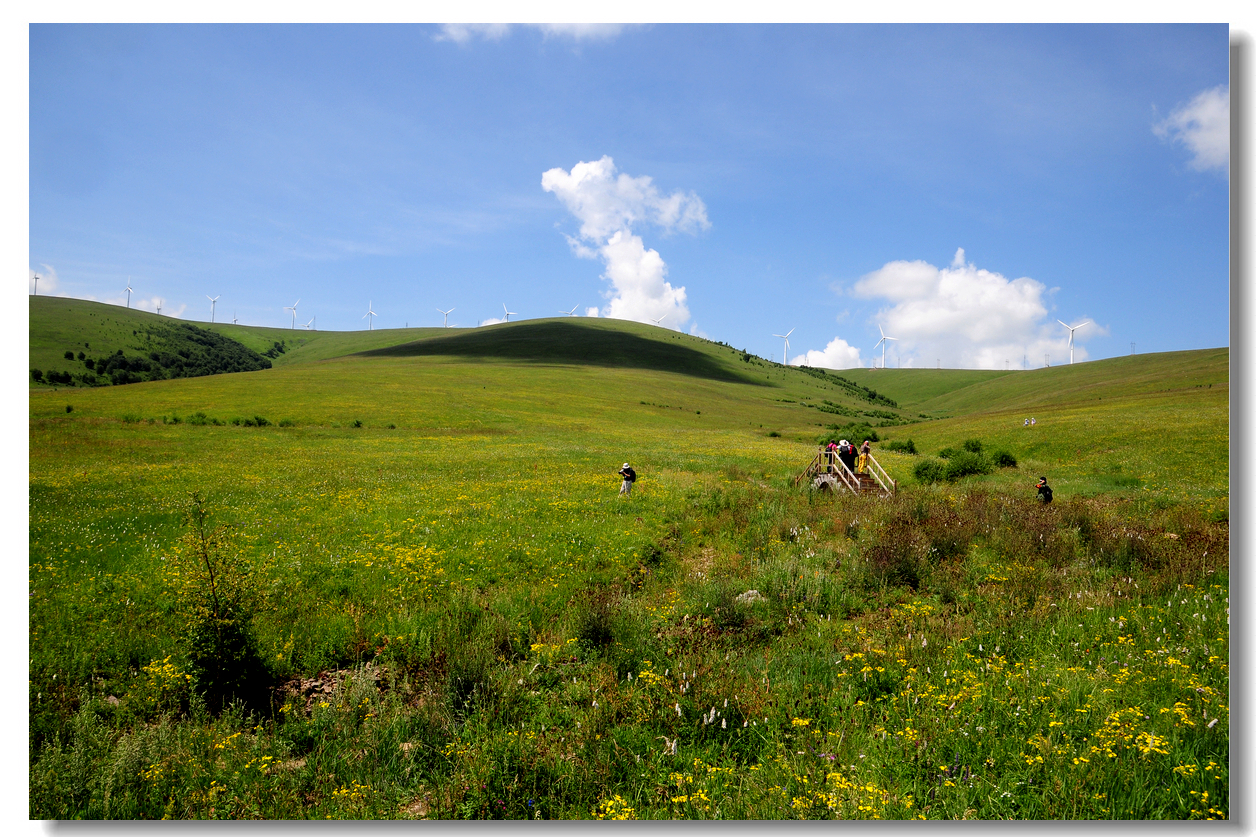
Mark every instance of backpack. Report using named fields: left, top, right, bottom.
left=1038, top=483, right=1053, bottom=503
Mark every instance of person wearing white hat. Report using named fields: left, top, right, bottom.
left=618, top=462, right=637, bottom=496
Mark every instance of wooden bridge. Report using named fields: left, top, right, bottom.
left=793, top=447, right=896, bottom=497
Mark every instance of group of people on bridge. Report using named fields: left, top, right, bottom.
left=825, top=438, right=871, bottom=476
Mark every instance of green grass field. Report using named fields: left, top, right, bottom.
left=29, top=297, right=1228, bottom=820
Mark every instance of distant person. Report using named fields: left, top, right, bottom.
left=1024, top=418, right=1029, bottom=427
left=857, top=440, right=872, bottom=474
left=618, top=462, right=637, bottom=496
left=838, top=439, right=857, bottom=475
left=1030, top=417, right=1036, bottom=426
left=1036, top=476, right=1053, bottom=504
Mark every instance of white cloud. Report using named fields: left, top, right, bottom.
left=542, top=155, right=708, bottom=329
left=479, top=316, right=506, bottom=326
left=850, top=248, right=1104, bottom=369
left=434, top=24, right=511, bottom=44
left=436, top=23, right=632, bottom=44
left=1154, top=84, right=1229, bottom=174
left=30, top=264, right=58, bottom=295
left=584, top=306, right=600, bottom=317
left=134, top=296, right=185, bottom=317
left=792, top=336, right=864, bottom=370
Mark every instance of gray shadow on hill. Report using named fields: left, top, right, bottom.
left=358, top=320, right=766, bottom=385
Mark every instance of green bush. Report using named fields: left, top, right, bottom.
left=31, top=368, right=43, bottom=382
left=992, top=450, right=1018, bottom=468
left=171, top=494, right=272, bottom=714
left=944, top=451, right=993, bottom=481
left=883, top=439, right=917, bottom=454
left=913, top=459, right=947, bottom=484
left=962, top=438, right=984, bottom=454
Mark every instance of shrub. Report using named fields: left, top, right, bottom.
left=819, top=422, right=879, bottom=445
left=170, top=494, right=272, bottom=714
left=937, top=447, right=959, bottom=459
left=943, top=451, right=993, bottom=481
left=884, top=439, right=917, bottom=454
left=31, top=369, right=43, bottom=382
left=913, top=459, right=947, bottom=484
left=278, top=418, right=295, bottom=427
left=962, top=438, right=984, bottom=454
left=65, top=404, right=73, bottom=414
left=351, top=419, right=363, bottom=428
left=64, top=350, right=75, bottom=360
left=992, top=450, right=1018, bottom=468
left=188, top=412, right=210, bottom=426
left=767, top=431, right=781, bottom=438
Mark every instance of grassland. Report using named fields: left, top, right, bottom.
left=28, top=302, right=1228, bottom=820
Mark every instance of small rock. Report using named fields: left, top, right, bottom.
left=736, top=590, right=766, bottom=605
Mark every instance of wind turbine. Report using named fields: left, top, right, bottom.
left=651, top=313, right=668, bottom=326
left=303, top=317, right=315, bottom=330
left=772, top=328, right=794, bottom=366
left=502, top=303, right=517, bottom=322
left=560, top=305, right=579, bottom=316
left=1057, top=320, right=1090, bottom=365
left=363, top=301, right=377, bottom=330
left=125, top=279, right=133, bottom=308
left=156, top=303, right=162, bottom=315
left=31, top=273, right=39, bottom=296
left=437, top=307, right=455, bottom=327
left=285, top=299, right=300, bottom=329
left=231, top=311, right=237, bottom=324
left=874, top=324, right=898, bottom=369
left=207, top=295, right=219, bottom=323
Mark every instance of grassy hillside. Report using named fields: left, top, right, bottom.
left=839, top=349, right=1227, bottom=415
left=28, top=299, right=1229, bottom=820
left=28, top=296, right=440, bottom=379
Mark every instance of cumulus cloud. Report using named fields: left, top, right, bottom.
left=584, top=306, right=600, bottom=317
left=792, top=336, right=864, bottom=370
left=479, top=316, right=506, bottom=326
left=850, top=248, right=1104, bottom=369
left=1154, top=84, right=1229, bottom=174
left=30, top=264, right=60, bottom=295
left=436, top=23, right=632, bottom=44
left=543, top=155, right=708, bottom=329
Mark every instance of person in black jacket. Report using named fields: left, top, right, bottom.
left=837, top=439, right=858, bottom=475
left=618, top=462, right=637, bottom=496
left=1036, top=476, right=1053, bottom=504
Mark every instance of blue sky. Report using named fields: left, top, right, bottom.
left=28, top=23, right=1231, bottom=369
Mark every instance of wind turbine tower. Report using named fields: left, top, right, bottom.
left=125, top=279, right=133, bottom=308
left=560, top=305, right=579, bottom=316
left=1057, top=320, right=1090, bottom=365
left=651, top=314, right=668, bottom=326
left=874, top=324, right=898, bottom=369
left=502, top=303, right=517, bottom=322
left=772, top=328, right=794, bottom=366
left=438, top=307, right=455, bottom=327
left=207, top=295, right=219, bottom=323
left=285, top=299, right=300, bottom=329
left=31, top=273, right=39, bottom=296
left=364, top=301, right=377, bottom=330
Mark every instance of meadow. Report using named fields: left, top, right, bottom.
left=28, top=299, right=1228, bottom=819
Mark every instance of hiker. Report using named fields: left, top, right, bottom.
left=1024, top=418, right=1029, bottom=427
left=1030, top=417, right=1036, bottom=426
left=618, top=462, right=637, bottom=496
left=825, top=440, right=839, bottom=472
left=838, top=439, right=857, bottom=475
left=857, top=440, right=872, bottom=474
left=1036, top=476, right=1053, bottom=504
